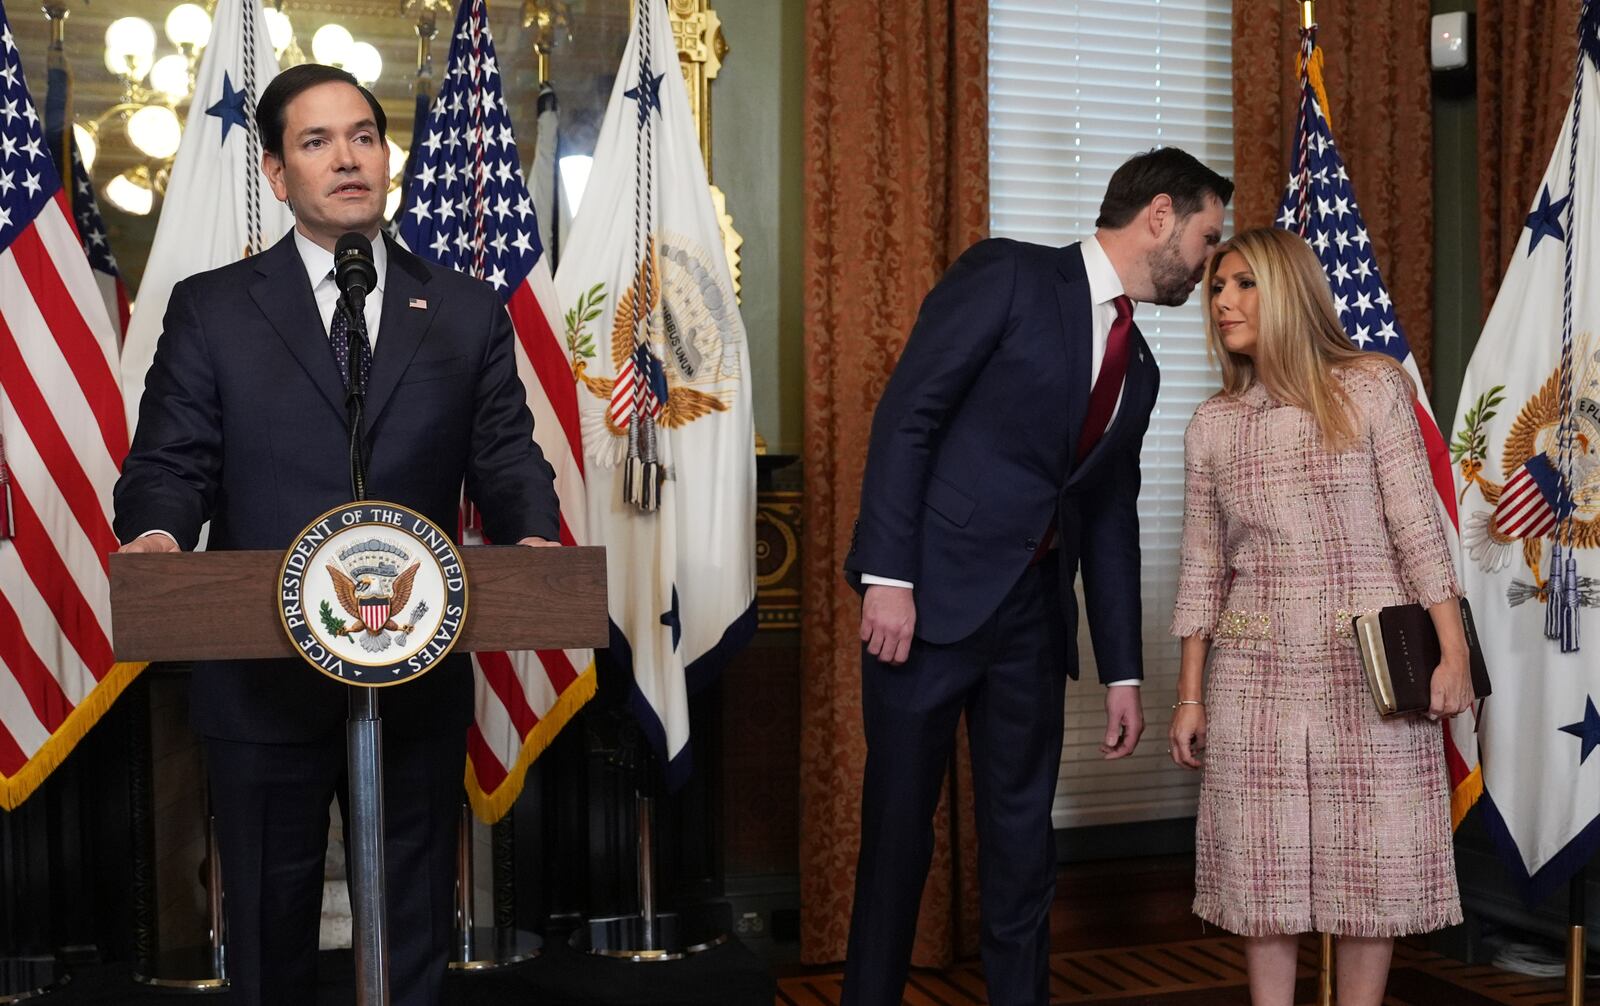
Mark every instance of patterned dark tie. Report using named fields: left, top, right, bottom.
left=328, top=282, right=372, bottom=393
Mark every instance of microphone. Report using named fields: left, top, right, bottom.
left=334, top=232, right=378, bottom=315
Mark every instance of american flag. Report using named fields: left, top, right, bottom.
left=398, top=0, right=594, bottom=823
left=43, top=60, right=129, bottom=342
left=1276, top=25, right=1478, bottom=824
left=0, top=1, right=143, bottom=809
left=1493, top=455, right=1566, bottom=541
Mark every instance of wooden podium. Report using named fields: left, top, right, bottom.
left=108, top=544, right=608, bottom=1005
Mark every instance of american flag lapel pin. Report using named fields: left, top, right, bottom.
left=409, top=297, right=427, bottom=309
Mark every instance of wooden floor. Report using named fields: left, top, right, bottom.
left=775, top=856, right=1598, bottom=1005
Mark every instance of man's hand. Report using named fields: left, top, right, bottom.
left=517, top=536, right=559, bottom=548
left=1101, top=685, right=1144, bottom=759
left=118, top=534, right=179, bottom=554
left=861, top=584, right=915, bottom=665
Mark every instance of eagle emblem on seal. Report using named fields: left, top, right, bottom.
left=324, top=539, right=426, bottom=653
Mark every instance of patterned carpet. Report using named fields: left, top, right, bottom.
left=776, top=935, right=1598, bottom=1005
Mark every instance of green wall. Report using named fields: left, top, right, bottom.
left=1431, top=0, right=1482, bottom=430
left=709, top=0, right=807, bottom=457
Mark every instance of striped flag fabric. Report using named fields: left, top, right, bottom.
left=43, top=50, right=128, bottom=341
left=397, top=0, right=594, bottom=824
left=0, top=0, right=144, bottom=808
left=1491, top=456, right=1566, bottom=544
left=1276, top=24, right=1481, bottom=825
left=118, top=0, right=291, bottom=431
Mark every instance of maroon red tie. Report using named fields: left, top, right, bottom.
left=1031, top=295, right=1135, bottom=564
left=1076, top=294, right=1133, bottom=462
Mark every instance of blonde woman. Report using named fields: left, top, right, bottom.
left=1167, top=227, right=1474, bottom=1006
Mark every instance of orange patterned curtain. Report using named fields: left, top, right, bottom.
left=1477, top=0, right=1581, bottom=315
left=1232, top=1, right=1435, bottom=385
left=798, top=0, right=989, bottom=968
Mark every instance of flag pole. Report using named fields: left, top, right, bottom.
left=1569, top=869, right=1587, bottom=1006
left=1297, top=8, right=1334, bottom=1002
left=1318, top=932, right=1334, bottom=1005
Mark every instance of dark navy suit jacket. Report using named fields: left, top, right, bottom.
left=113, top=230, right=560, bottom=742
left=844, top=239, right=1157, bottom=684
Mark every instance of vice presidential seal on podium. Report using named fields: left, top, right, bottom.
left=278, top=502, right=469, bottom=685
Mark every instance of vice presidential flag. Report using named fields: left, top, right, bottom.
left=397, top=0, right=595, bottom=823
left=0, top=1, right=144, bottom=807
left=1277, top=25, right=1480, bottom=825
left=555, top=0, right=755, bottom=787
left=119, top=0, right=291, bottom=429
left=1453, top=7, right=1600, bottom=903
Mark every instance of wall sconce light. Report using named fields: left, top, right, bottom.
left=105, top=165, right=156, bottom=216
left=104, top=17, right=157, bottom=82
left=74, top=122, right=98, bottom=172
left=126, top=104, right=183, bottom=160
left=263, top=8, right=295, bottom=60
left=311, top=23, right=354, bottom=66
left=164, top=3, right=212, bottom=51
left=346, top=41, right=383, bottom=85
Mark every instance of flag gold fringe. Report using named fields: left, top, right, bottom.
left=0, top=660, right=149, bottom=811
left=1303, top=44, right=1335, bottom=134
left=1450, top=765, right=1484, bottom=829
left=464, top=660, right=598, bottom=825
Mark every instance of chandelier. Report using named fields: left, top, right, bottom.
left=80, top=2, right=399, bottom=217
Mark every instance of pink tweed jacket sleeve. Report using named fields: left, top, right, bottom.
left=1169, top=363, right=1460, bottom=642
left=1365, top=365, right=1461, bottom=608
left=1171, top=404, right=1228, bottom=638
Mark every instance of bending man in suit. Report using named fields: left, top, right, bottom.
left=843, top=147, right=1233, bottom=1006
left=113, top=63, right=559, bottom=1006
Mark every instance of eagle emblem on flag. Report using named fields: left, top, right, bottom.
left=566, top=237, right=738, bottom=469
left=1455, top=336, right=1600, bottom=605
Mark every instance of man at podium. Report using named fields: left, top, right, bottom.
left=112, top=63, right=560, bottom=1006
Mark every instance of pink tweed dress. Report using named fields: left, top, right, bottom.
left=1170, top=362, right=1464, bottom=938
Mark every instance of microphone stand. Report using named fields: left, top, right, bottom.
left=338, top=295, right=392, bottom=1006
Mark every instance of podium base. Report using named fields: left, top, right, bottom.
left=0, top=956, right=67, bottom=1004
left=571, top=906, right=731, bottom=962
left=130, top=946, right=227, bottom=992
left=447, top=927, right=542, bottom=972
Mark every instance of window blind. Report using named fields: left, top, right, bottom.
left=989, top=0, right=1235, bottom=830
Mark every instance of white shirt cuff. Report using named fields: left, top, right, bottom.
left=860, top=573, right=914, bottom=589
left=135, top=530, right=179, bottom=546
left=1106, top=679, right=1142, bottom=687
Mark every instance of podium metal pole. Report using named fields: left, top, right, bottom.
left=347, top=689, right=389, bottom=1006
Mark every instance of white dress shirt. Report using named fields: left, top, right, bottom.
left=861, top=237, right=1139, bottom=685
left=294, top=227, right=387, bottom=347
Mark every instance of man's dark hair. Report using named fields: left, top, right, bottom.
left=255, top=63, right=388, bottom=159
left=1095, top=147, right=1234, bottom=229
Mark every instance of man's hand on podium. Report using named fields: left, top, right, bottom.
left=119, top=532, right=179, bottom=553
left=517, top=536, right=558, bottom=548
